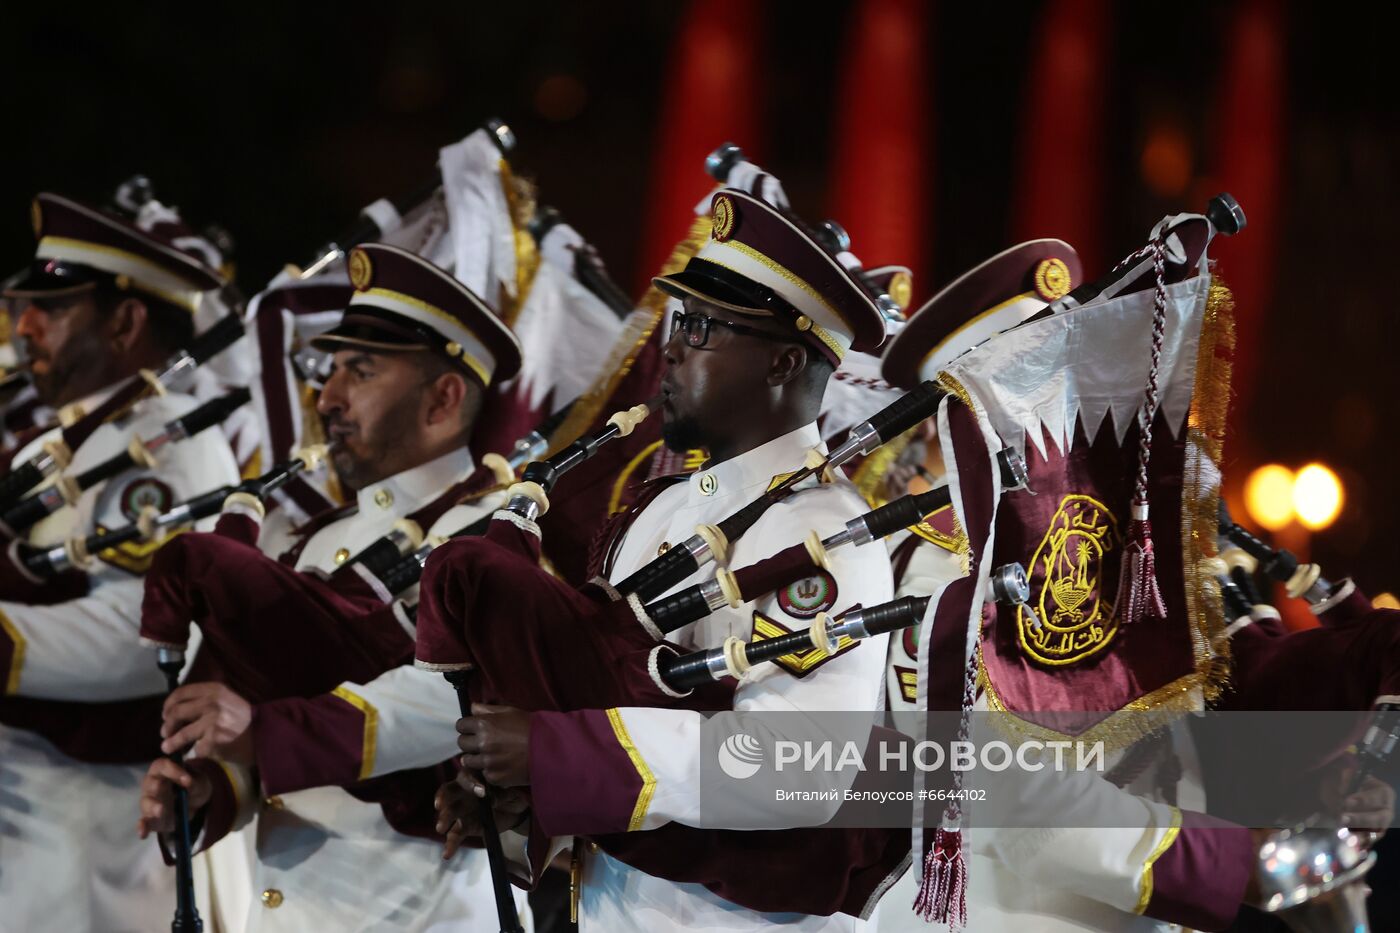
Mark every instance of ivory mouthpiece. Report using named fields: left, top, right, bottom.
left=297, top=443, right=330, bottom=471
left=607, top=402, right=652, bottom=438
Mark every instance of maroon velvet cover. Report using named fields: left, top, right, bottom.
left=1220, top=606, right=1400, bottom=712
left=141, top=530, right=407, bottom=702
left=731, top=542, right=820, bottom=604
left=1316, top=583, right=1374, bottom=628
left=416, top=530, right=735, bottom=711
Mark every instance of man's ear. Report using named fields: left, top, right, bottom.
left=767, top=342, right=808, bottom=387
left=424, top=370, right=469, bottom=428
left=107, top=297, right=149, bottom=355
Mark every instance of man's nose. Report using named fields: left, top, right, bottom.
left=316, top=368, right=346, bottom=416
left=13, top=304, right=45, bottom=342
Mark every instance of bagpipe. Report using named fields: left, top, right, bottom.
left=659, top=562, right=1033, bottom=694
left=637, top=448, right=1027, bottom=640
left=0, top=312, right=245, bottom=510
left=1218, top=502, right=1369, bottom=624
left=413, top=376, right=953, bottom=701
left=401, top=383, right=976, bottom=921
left=0, top=387, right=250, bottom=537
left=1209, top=508, right=1400, bottom=782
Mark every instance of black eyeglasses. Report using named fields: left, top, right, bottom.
left=668, top=308, right=793, bottom=350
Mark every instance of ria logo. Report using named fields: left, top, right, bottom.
left=717, top=733, right=764, bottom=779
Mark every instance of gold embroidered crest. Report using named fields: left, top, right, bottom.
left=711, top=195, right=736, bottom=242
left=1019, top=494, right=1119, bottom=665
left=348, top=248, right=374, bottom=290
left=1033, top=257, right=1072, bottom=302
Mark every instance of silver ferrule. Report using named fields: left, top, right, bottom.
left=508, top=432, right=549, bottom=470
left=703, top=647, right=730, bottom=681
left=30, top=449, right=58, bottom=477
left=506, top=495, right=541, bottom=523
left=156, top=503, right=195, bottom=529
left=411, top=545, right=433, bottom=568
left=828, top=422, right=879, bottom=467
left=700, top=577, right=728, bottom=611
left=682, top=533, right=711, bottom=566
left=1361, top=724, right=1398, bottom=760
left=1302, top=577, right=1335, bottom=607
left=997, top=447, right=1030, bottom=491
left=828, top=609, right=869, bottom=643
left=157, top=353, right=198, bottom=388
left=386, top=526, right=417, bottom=556
left=822, top=526, right=855, bottom=551
left=153, top=423, right=181, bottom=446
left=299, top=245, right=345, bottom=281
left=844, top=515, right=874, bottom=548
left=156, top=647, right=186, bottom=668
left=41, top=545, right=70, bottom=574
left=989, top=562, right=1031, bottom=605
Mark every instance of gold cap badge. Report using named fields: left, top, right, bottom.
left=348, top=248, right=374, bottom=291
left=1033, top=257, right=1072, bottom=302
left=711, top=195, right=736, bottom=242
left=887, top=270, right=913, bottom=310
left=30, top=199, right=42, bottom=238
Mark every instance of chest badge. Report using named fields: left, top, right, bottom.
left=119, top=477, right=173, bottom=521
left=778, top=570, right=838, bottom=619
left=698, top=473, right=718, bottom=496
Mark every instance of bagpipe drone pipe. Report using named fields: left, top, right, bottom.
left=411, top=377, right=953, bottom=711
left=0, top=388, right=253, bottom=603
left=132, top=393, right=625, bottom=708
left=413, top=445, right=1028, bottom=715
left=0, top=312, right=245, bottom=509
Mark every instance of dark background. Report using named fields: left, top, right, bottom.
left=2, top=2, right=1396, bottom=927
left=4, top=1, right=1395, bottom=597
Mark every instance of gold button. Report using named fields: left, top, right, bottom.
left=261, top=889, right=284, bottom=908
left=374, top=488, right=393, bottom=509
left=657, top=542, right=670, bottom=556
left=264, top=796, right=284, bottom=810
left=698, top=474, right=717, bottom=496
left=334, top=547, right=350, bottom=564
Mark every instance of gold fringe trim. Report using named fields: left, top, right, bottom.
left=1182, top=279, right=1238, bottom=700
left=978, top=640, right=1215, bottom=751
left=546, top=215, right=713, bottom=453
left=977, top=277, right=1239, bottom=750
left=497, top=159, right=540, bottom=327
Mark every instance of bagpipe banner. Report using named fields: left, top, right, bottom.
left=922, top=221, right=1235, bottom=740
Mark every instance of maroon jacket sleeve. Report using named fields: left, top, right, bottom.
left=528, top=708, right=648, bottom=837
left=252, top=690, right=371, bottom=795
left=1142, top=811, right=1253, bottom=931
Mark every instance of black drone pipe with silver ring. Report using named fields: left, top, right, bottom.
left=617, top=381, right=952, bottom=603
left=660, top=562, right=1032, bottom=690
